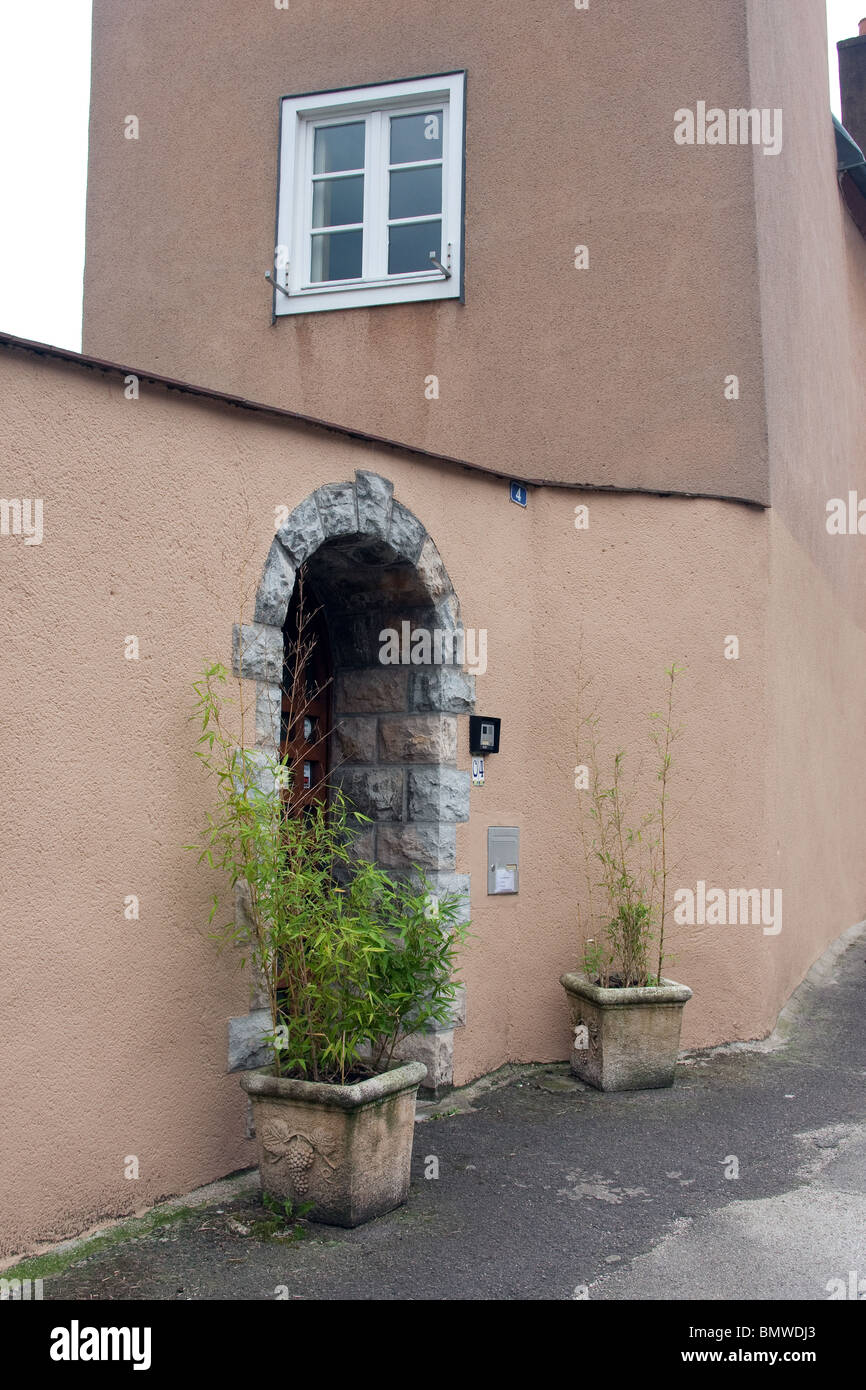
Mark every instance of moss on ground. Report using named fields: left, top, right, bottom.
left=3, top=1205, right=199, bottom=1284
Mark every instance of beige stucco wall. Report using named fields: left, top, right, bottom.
left=748, top=0, right=866, bottom=578
left=747, top=0, right=866, bottom=1005
left=4, top=0, right=865, bottom=1260
left=83, top=0, right=768, bottom=500
left=1, top=339, right=778, bottom=1257
left=766, top=512, right=866, bottom=1021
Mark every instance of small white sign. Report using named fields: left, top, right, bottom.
left=472, top=756, right=485, bottom=786
left=495, top=866, right=516, bottom=893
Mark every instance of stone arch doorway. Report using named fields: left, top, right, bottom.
left=229, top=470, right=474, bottom=1094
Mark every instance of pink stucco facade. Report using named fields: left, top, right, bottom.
left=2, top=0, right=866, bottom=1258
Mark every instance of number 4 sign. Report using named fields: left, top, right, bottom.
left=471, top=757, right=485, bottom=786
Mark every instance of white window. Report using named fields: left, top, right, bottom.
left=275, top=72, right=465, bottom=315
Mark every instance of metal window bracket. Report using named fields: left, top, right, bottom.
left=429, top=244, right=453, bottom=279
left=265, top=270, right=291, bottom=299
left=267, top=243, right=452, bottom=297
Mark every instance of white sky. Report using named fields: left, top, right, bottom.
left=0, top=1, right=861, bottom=353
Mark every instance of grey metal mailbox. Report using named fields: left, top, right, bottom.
left=488, top=826, right=519, bottom=895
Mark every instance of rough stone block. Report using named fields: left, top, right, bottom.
left=233, top=884, right=269, bottom=1008
left=355, top=470, right=394, bottom=540
left=416, top=536, right=452, bottom=605
left=336, top=667, right=408, bottom=714
left=233, top=623, right=283, bottom=684
left=333, top=824, right=377, bottom=882
left=255, top=682, right=282, bottom=749
left=315, top=481, right=358, bottom=540
left=415, top=623, right=463, bottom=667
left=378, top=715, right=457, bottom=764
left=249, top=962, right=269, bottom=1013
left=228, top=1010, right=272, bottom=1073
left=254, top=538, right=296, bottom=628
left=377, top=823, right=457, bottom=871
left=388, top=501, right=427, bottom=564
left=401, top=980, right=466, bottom=1035
left=347, top=824, right=376, bottom=863
left=237, top=748, right=282, bottom=797
left=375, top=611, right=447, bottom=666
left=425, top=871, right=471, bottom=898
left=277, top=493, right=325, bottom=565
left=234, top=878, right=254, bottom=932
left=389, top=1029, right=454, bottom=1095
left=332, top=716, right=378, bottom=763
left=333, top=767, right=403, bottom=820
left=450, top=985, right=467, bottom=1029
left=424, top=872, right=472, bottom=926
left=408, top=767, right=470, bottom=822
left=434, top=594, right=462, bottom=637
left=410, top=667, right=475, bottom=713
left=329, top=612, right=382, bottom=668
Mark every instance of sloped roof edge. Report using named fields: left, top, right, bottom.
left=0, top=329, right=765, bottom=508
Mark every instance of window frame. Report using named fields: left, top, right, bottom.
left=275, top=71, right=466, bottom=315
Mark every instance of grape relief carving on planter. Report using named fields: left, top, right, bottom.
left=261, top=1122, right=339, bottom=1193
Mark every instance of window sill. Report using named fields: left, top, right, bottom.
left=274, top=275, right=461, bottom=316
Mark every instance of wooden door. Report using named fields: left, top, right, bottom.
left=280, top=579, right=332, bottom=814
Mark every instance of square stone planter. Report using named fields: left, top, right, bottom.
left=240, top=1060, right=427, bottom=1227
left=560, top=972, right=693, bottom=1091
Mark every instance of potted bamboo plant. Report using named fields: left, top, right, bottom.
left=189, top=589, right=467, bottom=1227
left=562, top=662, right=692, bottom=1091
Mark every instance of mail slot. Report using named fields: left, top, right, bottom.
left=488, top=826, right=519, bottom=895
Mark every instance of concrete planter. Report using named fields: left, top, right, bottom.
left=240, top=1060, right=427, bottom=1227
left=560, top=972, right=693, bottom=1092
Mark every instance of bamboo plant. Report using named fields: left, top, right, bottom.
left=576, top=662, right=684, bottom=988
left=187, top=578, right=467, bottom=1084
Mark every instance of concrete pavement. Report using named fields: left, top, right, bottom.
left=32, top=926, right=866, bottom=1301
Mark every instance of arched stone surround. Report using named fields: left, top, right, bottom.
left=227, top=471, right=473, bottom=1095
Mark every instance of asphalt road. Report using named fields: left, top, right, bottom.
left=42, top=929, right=866, bottom=1301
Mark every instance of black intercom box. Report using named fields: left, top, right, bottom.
left=469, top=715, right=501, bottom=754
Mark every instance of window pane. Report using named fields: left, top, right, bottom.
left=388, top=219, right=441, bottom=275
left=389, top=165, right=442, bottom=220
left=312, top=174, right=364, bottom=228
left=311, top=229, right=363, bottom=282
left=390, top=111, right=443, bottom=163
left=313, top=121, right=365, bottom=174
